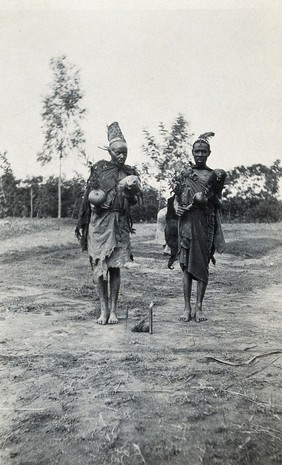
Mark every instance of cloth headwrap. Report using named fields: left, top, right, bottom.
left=193, top=132, right=215, bottom=148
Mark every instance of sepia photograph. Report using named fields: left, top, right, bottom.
left=0, top=1, right=282, bottom=464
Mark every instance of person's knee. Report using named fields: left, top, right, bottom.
left=183, top=270, right=193, bottom=279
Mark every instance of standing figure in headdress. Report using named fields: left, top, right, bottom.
left=172, top=132, right=226, bottom=322
left=75, top=122, right=141, bottom=325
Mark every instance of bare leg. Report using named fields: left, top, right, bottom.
left=179, top=269, right=193, bottom=322
left=95, top=276, right=109, bottom=325
left=108, top=267, right=120, bottom=324
left=195, top=280, right=208, bottom=322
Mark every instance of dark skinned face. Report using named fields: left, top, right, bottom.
left=192, top=141, right=210, bottom=168
left=109, top=141, right=128, bottom=165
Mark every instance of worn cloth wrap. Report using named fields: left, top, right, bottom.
left=174, top=166, right=225, bottom=283
left=76, top=159, right=138, bottom=279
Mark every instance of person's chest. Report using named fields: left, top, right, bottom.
left=193, top=169, right=211, bottom=184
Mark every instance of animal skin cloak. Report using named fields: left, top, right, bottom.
left=173, top=166, right=225, bottom=283
left=76, top=160, right=138, bottom=279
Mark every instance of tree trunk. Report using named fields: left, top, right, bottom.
left=30, top=186, right=33, bottom=218
left=58, top=154, right=62, bottom=219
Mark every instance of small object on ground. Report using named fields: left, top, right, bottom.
left=131, top=318, right=149, bottom=333
left=131, top=301, right=154, bottom=333
left=149, top=301, right=154, bottom=334
left=207, top=349, right=282, bottom=366
left=124, top=261, right=139, bottom=269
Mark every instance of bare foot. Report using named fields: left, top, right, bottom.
left=96, top=311, right=108, bottom=325
left=108, top=313, right=119, bottom=324
left=179, top=310, right=192, bottom=322
left=195, top=309, right=207, bottom=323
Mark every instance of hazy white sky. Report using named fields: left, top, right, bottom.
left=0, top=0, right=281, bottom=180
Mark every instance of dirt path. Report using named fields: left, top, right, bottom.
left=0, top=224, right=282, bottom=465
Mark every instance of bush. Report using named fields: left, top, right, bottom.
left=131, top=184, right=164, bottom=223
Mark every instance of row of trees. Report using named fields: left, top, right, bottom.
left=0, top=152, right=83, bottom=219
left=1, top=55, right=282, bottom=222
left=0, top=152, right=160, bottom=221
left=1, top=147, right=282, bottom=222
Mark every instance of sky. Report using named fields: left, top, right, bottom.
left=0, top=0, right=282, bottom=181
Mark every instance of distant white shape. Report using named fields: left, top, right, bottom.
left=156, top=207, right=171, bottom=254
left=156, top=207, right=167, bottom=246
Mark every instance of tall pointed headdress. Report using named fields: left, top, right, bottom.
left=193, top=132, right=215, bottom=149
left=107, top=122, right=127, bottom=146
left=98, top=121, right=127, bottom=151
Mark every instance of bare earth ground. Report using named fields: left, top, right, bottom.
left=0, top=219, right=282, bottom=465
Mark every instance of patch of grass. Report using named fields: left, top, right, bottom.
left=222, top=222, right=282, bottom=242
left=0, top=244, right=76, bottom=264
left=0, top=217, right=75, bottom=239
left=225, top=238, right=282, bottom=258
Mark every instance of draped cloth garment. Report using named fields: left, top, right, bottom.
left=76, top=159, right=138, bottom=280
left=175, top=167, right=225, bottom=284
left=88, top=209, right=132, bottom=280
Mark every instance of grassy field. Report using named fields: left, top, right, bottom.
left=1, top=217, right=282, bottom=251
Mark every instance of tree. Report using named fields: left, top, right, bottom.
left=0, top=152, right=20, bottom=217
left=33, top=175, right=85, bottom=219
left=35, top=176, right=58, bottom=218
left=222, top=160, right=282, bottom=222
left=37, top=55, right=86, bottom=218
left=141, top=114, right=193, bottom=201
left=224, top=160, right=282, bottom=201
left=61, top=174, right=85, bottom=219
left=23, top=176, right=43, bottom=218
